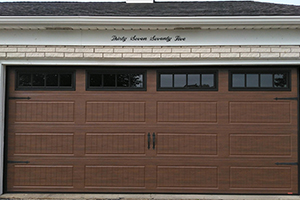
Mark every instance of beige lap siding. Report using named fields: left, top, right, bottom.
left=0, top=45, right=299, bottom=59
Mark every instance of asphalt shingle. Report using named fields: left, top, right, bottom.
left=0, top=1, right=300, bottom=16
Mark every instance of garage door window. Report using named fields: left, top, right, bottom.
left=86, top=70, right=145, bottom=90
left=16, top=70, right=75, bottom=90
left=158, top=71, right=217, bottom=91
left=230, top=71, right=290, bottom=90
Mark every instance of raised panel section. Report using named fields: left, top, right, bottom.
left=86, top=102, right=145, bottom=122
left=157, top=133, right=217, bottom=156
left=85, top=166, right=145, bottom=187
left=157, top=102, right=217, bottom=122
left=85, top=133, right=145, bottom=154
left=15, top=101, right=74, bottom=122
left=230, top=134, right=291, bottom=156
left=230, top=167, right=292, bottom=189
left=14, top=165, right=73, bottom=187
left=230, top=102, right=290, bottom=123
left=157, top=166, right=218, bottom=188
left=14, top=133, right=74, bottom=155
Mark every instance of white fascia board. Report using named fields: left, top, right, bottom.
left=0, top=16, right=300, bottom=29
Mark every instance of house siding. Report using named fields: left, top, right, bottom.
left=0, top=45, right=299, bottom=60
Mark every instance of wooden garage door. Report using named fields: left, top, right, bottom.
left=6, top=67, right=298, bottom=194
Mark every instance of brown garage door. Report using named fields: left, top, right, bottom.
left=6, top=67, right=298, bottom=194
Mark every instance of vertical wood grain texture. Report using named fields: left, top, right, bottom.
left=86, top=102, right=145, bottom=122
left=14, top=133, right=74, bottom=155
left=85, top=166, right=145, bottom=187
left=157, top=133, right=217, bottom=155
left=157, top=166, right=218, bottom=188
left=14, top=165, right=73, bottom=186
left=230, top=167, right=292, bottom=189
left=157, top=102, right=217, bottom=122
left=230, top=134, right=291, bottom=156
left=230, top=102, right=290, bottom=123
left=85, top=133, right=145, bottom=154
left=15, top=102, right=74, bottom=122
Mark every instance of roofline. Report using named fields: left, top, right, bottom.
left=1, top=16, right=300, bottom=29
left=2, top=16, right=300, bottom=24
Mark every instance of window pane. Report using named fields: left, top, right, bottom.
left=60, top=74, right=72, bottom=87
left=174, top=74, right=186, bottom=87
left=160, top=74, right=173, bottom=87
left=232, top=74, right=245, bottom=87
left=16, top=71, right=74, bottom=90
left=274, top=73, right=287, bottom=88
left=187, top=74, right=200, bottom=88
left=32, top=74, right=44, bottom=86
left=19, top=74, right=31, bottom=86
left=87, top=71, right=145, bottom=90
left=130, top=74, right=143, bottom=88
left=260, top=74, right=273, bottom=87
left=103, top=74, right=115, bottom=87
left=46, top=74, right=58, bottom=86
left=246, top=74, right=259, bottom=87
left=202, top=74, right=215, bottom=88
left=89, top=74, right=102, bottom=87
left=117, top=74, right=129, bottom=87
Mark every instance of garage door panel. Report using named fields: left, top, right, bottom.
left=229, top=134, right=292, bottom=157
left=14, top=101, right=75, bottom=123
left=12, top=165, right=74, bottom=188
left=85, top=133, right=146, bottom=155
left=156, top=166, right=218, bottom=188
left=156, top=133, right=218, bottom=156
left=84, top=166, right=146, bottom=188
left=86, top=101, right=145, bottom=122
left=229, top=167, right=293, bottom=190
left=14, top=132, right=74, bottom=156
left=157, top=101, right=217, bottom=123
left=230, top=102, right=291, bottom=123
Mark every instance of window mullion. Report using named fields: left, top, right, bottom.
left=172, top=74, right=175, bottom=88
left=272, top=73, right=275, bottom=88
left=244, top=73, right=247, bottom=88
left=199, top=73, right=202, bottom=88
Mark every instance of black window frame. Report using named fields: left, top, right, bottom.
left=15, top=68, right=75, bottom=91
left=86, top=69, right=147, bottom=91
left=229, top=70, right=291, bottom=91
left=157, top=70, right=218, bottom=91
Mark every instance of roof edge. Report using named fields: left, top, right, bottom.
left=1, top=16, right=300, bottom=29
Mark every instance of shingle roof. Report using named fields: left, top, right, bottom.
left=0, top=1, right=300, bottom=16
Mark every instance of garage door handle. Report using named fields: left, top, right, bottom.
left=153, top=133, right=156, bottom=149
left=147, top=133, right=151, bottom=149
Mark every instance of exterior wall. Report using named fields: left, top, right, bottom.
left=0, top=45, right=299, bottom=60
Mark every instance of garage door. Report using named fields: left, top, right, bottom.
left=6, top=67, right=298, bottom=194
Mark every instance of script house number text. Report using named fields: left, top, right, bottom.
left=111, top=35, right=186, bottom=43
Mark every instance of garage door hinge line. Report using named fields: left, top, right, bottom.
left=275, top=162, right=298, bottom=165
left=8, top=97, right=31, bottom=100
left=7, top=161, right=30, bottom=164
left=274, top=97, right=298, bottom=100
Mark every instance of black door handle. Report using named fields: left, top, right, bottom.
left=152, top=132, right=155, bottom=149
left=147, top=133, right=151, bottom=149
